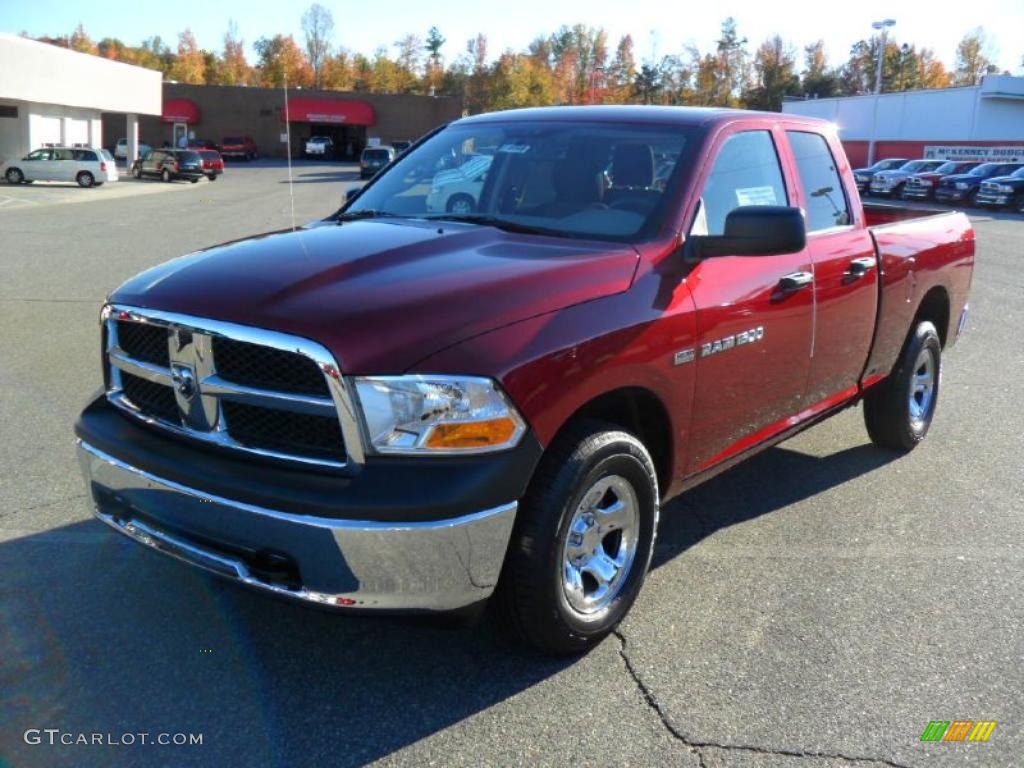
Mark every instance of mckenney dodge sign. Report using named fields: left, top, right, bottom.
left=924, top=145, right=1024, bottom=161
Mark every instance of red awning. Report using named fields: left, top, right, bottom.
left=284, top=98, right=375, bottom=126
left=161, top=99, right=201, bottom=124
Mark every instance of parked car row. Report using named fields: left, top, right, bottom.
left=854, top=157, right=1024, bottom=212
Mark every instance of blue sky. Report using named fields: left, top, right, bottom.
left=3, top=0, right=1023, bottom=73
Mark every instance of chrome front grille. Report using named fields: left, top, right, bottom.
left=102, top=304, right=365, bottom=468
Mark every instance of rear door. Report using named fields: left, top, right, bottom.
left=684, top=127, right=814, bottom=473
left=784, top=130, right=878, bottom=404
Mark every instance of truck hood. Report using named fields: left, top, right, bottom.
left=110, top=219, right=639, bottom=373
left=941, top=173, right=984, bottom=185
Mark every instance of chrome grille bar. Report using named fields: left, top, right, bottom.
left=101, top=304, right=365, bottom=468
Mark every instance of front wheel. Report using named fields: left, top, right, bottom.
left=497, top=420, right=659, bottom=655
left=863, top=321, right=941, bottom=452
left=5, top=167, right=24, bottom=184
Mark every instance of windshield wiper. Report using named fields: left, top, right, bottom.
left=335, top=209, right=405, bottom=222
left=422, top=214, right=563, bottom=237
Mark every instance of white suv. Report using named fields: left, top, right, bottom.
left=115, top=138, right=152, bottom=160
left=305, top=136, right=334, bottom=157
left=3, top=147, right=119, bottom=187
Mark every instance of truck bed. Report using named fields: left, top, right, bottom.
left=860, top=202, right=975, bottom=386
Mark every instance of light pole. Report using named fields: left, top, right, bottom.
left=867, top=18, right=896, bottom=166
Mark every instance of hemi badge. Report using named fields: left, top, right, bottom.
left=673, top=349, right=695, bottom=366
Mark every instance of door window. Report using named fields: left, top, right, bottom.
left=26, top=149, right=51, bottom=161
left=52, top=148, right=74, bottom=161
left=786, top=131, right=851, bottom=231
left=692, top=130, right=787, bottom=236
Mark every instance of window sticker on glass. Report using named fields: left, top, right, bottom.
left=498, top=144, right=531, bottom=154
left=735, top=186, right=778, bottom=206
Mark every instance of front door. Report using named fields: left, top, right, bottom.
left=784, top=130, right=879, bottom=404
left=684, top=128, right=815, bottom=473
left=172, top=123, right=188, bottom=149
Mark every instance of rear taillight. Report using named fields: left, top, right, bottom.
left=100, top=161, right=107, bottom=171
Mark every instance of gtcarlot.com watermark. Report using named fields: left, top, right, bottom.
left=24, top=729, right=203, bottom=746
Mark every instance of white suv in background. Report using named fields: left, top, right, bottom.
left=305, top=136, right=334, bottom=157
left=2, top=147, right=119, bottom=187
left=115, top=138, right=152, bottom=160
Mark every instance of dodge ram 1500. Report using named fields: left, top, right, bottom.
left=76, top=107, right=974, bottom=654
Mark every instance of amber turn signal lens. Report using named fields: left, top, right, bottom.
left=425, top=418, right=518, bottom=449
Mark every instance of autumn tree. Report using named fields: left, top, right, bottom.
left=221, top=21, right=251, bottom=85
left=801, top=40, right=839, bottom=98
left=743, top=36, right=800, bottom=111
left=465, top=34, right=489, bottom=113
left=606, top=35, right=637, bottom=103
left=254, top=34, right=313, bottom=88
left=301, top=4, right=334, bottom=89
left=954, top=28, right=996, bottom=86
left=424, top=27, right=446, bottom=94
left=69, top=24, right=97, bottom=55
left=169, top=29, right=206, bottom=84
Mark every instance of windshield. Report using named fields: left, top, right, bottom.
left=178, top=151, right=201, bottom=163
left=364, top=149, right=391, bottom=161
left=934, top=161, right=964, bottom=174
left=345, top=120, right=692, bottom=242
left=899, top=161, right=931, bottom=172
left=874, top=159, right=905, bottom=170
left=223, top=137, right=242, bottom=145
left=1010, top=167, right=1024, bottom=178
left=969, top=164, right=999, bottom=176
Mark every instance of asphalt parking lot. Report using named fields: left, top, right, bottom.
left=0, top=162, right=1021, bottom=768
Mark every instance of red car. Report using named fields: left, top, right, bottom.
left=219, top=135, right=258, bottom=161
left=902, top=160, right=981, bottom=200
left=197, top=150, right=224, bottom=180
left=77, top=107, right=973, bottom=654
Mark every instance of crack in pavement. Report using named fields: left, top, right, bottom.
left=613, top=630, right=912, bottom=768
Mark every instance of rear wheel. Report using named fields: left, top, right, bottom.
left=863, top=321, right=941, bottom=452
left=76, top=171, right=95, bottom=188
left=190, top=177, right=200, bottom=184
left=5, top=167, right=23, bottom=184
left=208, top=173, right=218, bottom=181
left=497, top=420, right=659, bottom=655
left=446, top=194, right=475, bottom=214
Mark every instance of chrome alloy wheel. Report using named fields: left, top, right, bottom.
left=561, top=475, right=639, bottom=616
left=908, top=347, right=937, bottom=430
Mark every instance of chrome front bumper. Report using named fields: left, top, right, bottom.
left=77, top=439, right=517, bottom=611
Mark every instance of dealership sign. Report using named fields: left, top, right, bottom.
left=924, top=145, right=1024, bottom=162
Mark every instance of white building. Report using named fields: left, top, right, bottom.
left=783, top=75, right=1024, bottom=167
left=0, top=33, right=161, bottom=162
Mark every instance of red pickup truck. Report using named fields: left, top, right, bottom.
left=76, top=107, right=973, bottom=654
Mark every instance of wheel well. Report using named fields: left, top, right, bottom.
left=563, top=387, right=673, bottom=492
left=914, top=287, right=951, bottom=347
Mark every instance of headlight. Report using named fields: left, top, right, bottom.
left=997, top=184, right=1014, bottom=193
left=955, top=182, right=969, bottom=190
left=352, top=375, right=526, bottom=454
left=855, top=175, right=867, bottom=183
left=919, top=179, right=933, bottom=187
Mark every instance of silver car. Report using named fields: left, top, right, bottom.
left=869, top=160, right=945, bottom=197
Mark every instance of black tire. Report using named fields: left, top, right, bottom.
left=863, top=321, right=942, bottom=452
left=162, top=169, right=171, bottom=183
left=497, top=419, right=659, bottom=655
left=190, top=177, right=200, bottom=184
left=5, top=167, right=24, bottom=184
left=1014, top=194, right=1024, bottom=214
left=208, top=173, right=218, bottom=181
left=76, top=171, right=95, bottom=188
left=446, top=193, right=476, bottom=214
left=968, top=189, right=980, bottom=207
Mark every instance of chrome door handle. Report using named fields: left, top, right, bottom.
left=846, top=257, right=877, bottom=278
left=778, top=271, right=814, bottom=291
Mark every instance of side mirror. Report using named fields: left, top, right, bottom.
left=344, top=186, right=362, bottom=205
left=689, top=206, right=806, bottom=260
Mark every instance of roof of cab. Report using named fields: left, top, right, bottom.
left=457, top=105, right=832, bottom=128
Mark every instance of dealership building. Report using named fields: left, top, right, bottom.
left=0, top=32, right=161, bottom=163
left=783, top=75, right=1024, bottom=167
left=103, top=83, right=464, bottom=160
